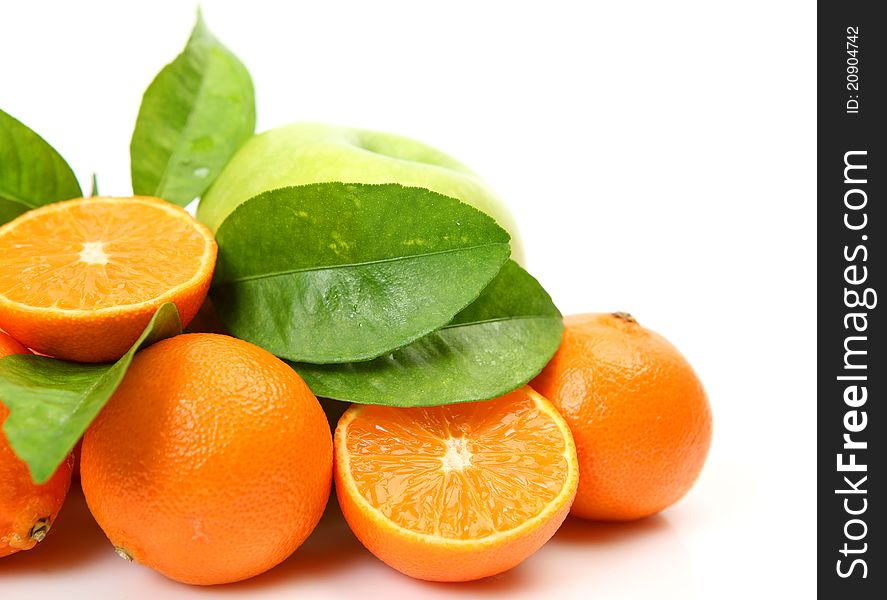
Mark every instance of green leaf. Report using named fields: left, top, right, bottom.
left=0, top=198, right=29, bottom=225
left=90, top=172, right=99, bottom=197
left=211, top=183, right=511, bottom=363
left=130, top=10, right=256, bottom=206
left=290, top=261, right=562, bottom=406
left=0, top=108, right=82, bottom=224
left=0, top=303, right=181, bottom=483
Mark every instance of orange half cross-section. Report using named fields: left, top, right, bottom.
left=0, top=196, right=216, bottom=362
left=334, top=386, right=578, bottom=582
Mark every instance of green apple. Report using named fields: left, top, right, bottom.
left=197, top=122, right=524, bottom=263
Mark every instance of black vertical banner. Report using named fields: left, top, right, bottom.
left=818, top=2, right=885, bottom=597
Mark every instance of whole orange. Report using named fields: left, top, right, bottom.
left=80, top=334, right=333, bottom=585
left=531, top=313, right=712, bottom=521
left=1, top=331, right=74, bottom=557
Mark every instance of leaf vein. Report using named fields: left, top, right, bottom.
left=216, top=242, right=509, bottom=284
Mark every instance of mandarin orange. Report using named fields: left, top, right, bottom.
left=531, top=312, right=712, bottom=521
left=80, top=334, right=332, bottom=585
left=1, top=331, right=74, bottom=557
left=335, top=386, right=578, bottom=582
left=0, top=196, right=216, bottom=362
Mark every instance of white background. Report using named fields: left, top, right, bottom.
left=0, top=1, right=816, bottom=598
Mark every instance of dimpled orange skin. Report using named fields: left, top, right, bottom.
left=531, top=313, right=712, bottom=521
left=1, top=331, right=74, bottom=557
left=80, top=334, right=333, bottom=585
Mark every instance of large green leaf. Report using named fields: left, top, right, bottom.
left=0, top=108, right=82, bottom=224
left=0, top=303, right=181, bottom=483
left=130, top=10, right=255, bottom=206
left=291, top=261, right=563, bottom=406
left=211, top=183, right=511, bottom=363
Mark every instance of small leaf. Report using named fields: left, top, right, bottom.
left=130, top=9, right=256, bottom=206
left=0, top=108, right=82, bottom=224
left=291, top=261, right=563, bottom=406
left=0, top=303, right=181, bottom=483
left=90, top=172, right=99, bottom=196
left=211, top=183, right=511, bottom=363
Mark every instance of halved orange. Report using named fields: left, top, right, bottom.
left=0, top=196, right=216, bottom=362
left=334, top=386, right=579, bottom=582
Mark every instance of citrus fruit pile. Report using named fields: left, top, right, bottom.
left=0, top=11, right=712, bottom=589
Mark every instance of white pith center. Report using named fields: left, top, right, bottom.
left=441, top=437, right=473, bottom=472
left=79, top=241, right=109, bottom=265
